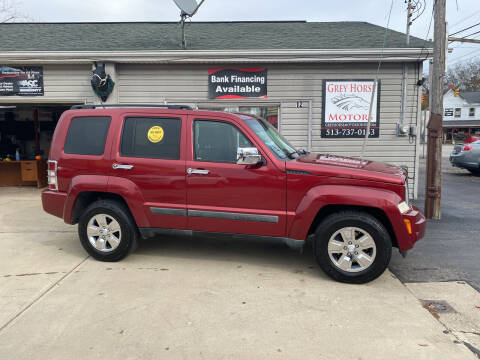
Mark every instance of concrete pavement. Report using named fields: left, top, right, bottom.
left=0, top=187, right=477, bottom=359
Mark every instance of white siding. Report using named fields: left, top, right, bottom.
left=117, top=63, right=421, bottom=198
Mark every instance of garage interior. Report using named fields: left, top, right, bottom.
left=0, top=103, right=74, bottom=187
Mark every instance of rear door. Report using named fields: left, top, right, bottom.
left=185, top=115, right=287, bottom=237
left=110, top=112, right=187, bottom=229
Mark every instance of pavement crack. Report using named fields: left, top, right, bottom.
left=0, top=256, right=89, bottom=334
left=459, top=330, right=480, bottom=337
left=402, top=283, right=480, bottom=359
left=3, top=271, right=64, bottom=278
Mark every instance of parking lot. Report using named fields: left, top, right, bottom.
left=0, top=185, right=478, bottom=359
left=390, top=145, right=480, bottom=290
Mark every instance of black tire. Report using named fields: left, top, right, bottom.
left=313, top=211, right=392, bottom=284
left=468, top=168, right=480, bottom=176
left=78, top=200, right=138, bottom=262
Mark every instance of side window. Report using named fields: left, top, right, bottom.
left=194, top=120, right=253, bottom=163
left=64, top=116, right=111, bottom=155
left=120, top=117, right=181, bottom=159
left=455, top=108, right=461, bottom=118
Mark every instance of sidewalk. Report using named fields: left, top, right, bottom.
left=0, top=188, right=476, bottom=359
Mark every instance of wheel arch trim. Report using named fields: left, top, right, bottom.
left=288, top=185, right=404, bottom=246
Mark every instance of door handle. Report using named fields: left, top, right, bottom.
left=113, top=163, right=134, bottom=170
left=187, top=168, right=209, bottom=175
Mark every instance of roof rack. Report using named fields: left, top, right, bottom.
left=71, top=104, right=193, bottom=110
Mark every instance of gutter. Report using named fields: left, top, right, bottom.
left=0, top=48, right=434, bottom=64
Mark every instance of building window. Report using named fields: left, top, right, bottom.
left=469, top=108, right=475, bottom=117
left=444, top=108, right=453, bottom=116
left=455, top=108, right=461, bottom=118
left=197, top=105, right=279, bottom=129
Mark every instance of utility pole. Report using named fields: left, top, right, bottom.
left=400, top=0, right=413, bottom=129
left=425, top=0, right=446, bottom=219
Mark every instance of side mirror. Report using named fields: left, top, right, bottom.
left=237, top=147, right=262, bottom=165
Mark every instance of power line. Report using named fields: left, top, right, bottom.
left=417, top=0, right=435, bottom=62
left=448, top=48, right=480, bottom=66
left=449, top=22, right=480, bottom=36
left=461, top=29, right=480, bottom=39
left=360, top=0, right=394, bottom=159
left=449, top=9, right=480, bottom=30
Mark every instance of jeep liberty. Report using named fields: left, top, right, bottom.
left=42, top=104, right=426, bottom=283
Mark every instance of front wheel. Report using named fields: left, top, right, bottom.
left=78, top=200, right=138, bottom=262
left=314, top=211, right=392, bottom=284
left=468, top=168, right=480, bottom=176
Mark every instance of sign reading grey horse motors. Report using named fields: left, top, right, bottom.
left=322, top=80, right=380, bottom=138
left=208, top=68, right=267, bottom=99
left=0, top=66, right=44, bottom=96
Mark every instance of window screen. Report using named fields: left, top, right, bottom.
left=121, top=117, right=181, bottom=159
left=194, top=120, right=252, bottom=163
left=64, top=116, right=111, bottom=155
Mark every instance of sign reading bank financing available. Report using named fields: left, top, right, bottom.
left=208, top=68, right=267, bottom=99
left=322, top=80, right=381, bottom=138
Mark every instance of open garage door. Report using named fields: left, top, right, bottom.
left=0, top=103, right=76, bottom=187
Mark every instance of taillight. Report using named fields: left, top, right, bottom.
left=462, top=145, right=474, bottom=152
left=47, top=160, right=58, bottom=190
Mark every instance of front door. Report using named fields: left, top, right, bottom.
left=110, top=113, right=187, bottom=229
left=186, top=116, right=286, bottom=237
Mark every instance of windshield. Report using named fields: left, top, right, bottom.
left=243, top=117, right=298, bottom=160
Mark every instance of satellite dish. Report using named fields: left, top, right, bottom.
left=173, top=0, right=202, bottom=16
left=173, top=0, right=205, bottom=49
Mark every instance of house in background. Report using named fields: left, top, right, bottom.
left=443, top=89, right=480, bottom=143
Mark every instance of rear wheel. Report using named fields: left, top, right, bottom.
left=78, top=200, right=138, bottom=261
left=314, top=211, right=392, bottom=284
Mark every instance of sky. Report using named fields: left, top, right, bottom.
left=12, top=0, right=480, bottom=70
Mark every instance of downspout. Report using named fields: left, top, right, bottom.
left=400, top=1, right=412, bottom=135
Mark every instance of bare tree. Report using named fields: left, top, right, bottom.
left=444, top=59, right=480, bottom=91
left=0, top=0, right=30, bottom=23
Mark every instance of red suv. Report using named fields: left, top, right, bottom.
left=42, top=104, right=426, bottom=283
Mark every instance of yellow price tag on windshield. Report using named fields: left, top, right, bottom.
left=147, top=126, right=164, bottom=143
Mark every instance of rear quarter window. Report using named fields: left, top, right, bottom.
left=64, top=116, right=111, bottom=155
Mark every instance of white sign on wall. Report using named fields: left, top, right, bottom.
left=322, top=80, right=381, bottom=138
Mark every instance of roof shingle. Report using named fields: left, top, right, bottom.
left=0, top=21, right=431, bottom=52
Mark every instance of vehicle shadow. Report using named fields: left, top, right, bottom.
left=131, top=233, right=324, bottom=278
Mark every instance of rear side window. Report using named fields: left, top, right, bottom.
left=120, top=117, right=181, bottom=159
left=64, top=116, right=111, bottom=155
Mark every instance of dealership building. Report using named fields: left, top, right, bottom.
left=0, top=21, right=432, bottom=197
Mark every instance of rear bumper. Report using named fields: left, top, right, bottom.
left=41, top=190, right=67, bottom=220
left=450, top=153, right=478, bottom=169
left=398, top=205, right=426, bottom=252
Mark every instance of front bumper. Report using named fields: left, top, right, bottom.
left=398, top=205, right=426, bottom=252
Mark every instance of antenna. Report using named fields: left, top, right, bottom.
left=173, top=0, right=205, bottom=49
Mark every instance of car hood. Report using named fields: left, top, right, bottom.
left=287, top=153, right=406, bottom=184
